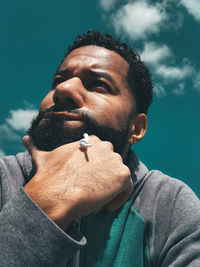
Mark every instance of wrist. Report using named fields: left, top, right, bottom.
left=24, top=179, right=78, bottom=231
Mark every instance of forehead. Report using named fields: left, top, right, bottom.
left=59, top=45, right=129, bottom=79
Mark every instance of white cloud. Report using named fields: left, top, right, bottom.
left=6, top=109, right=37, bottom=131
left=155, top=61, right=194, bottom=80
left=0, top=148, right=5, bottom=157
left=140, top=41, right=197, bottom=95
left=0, top=107, right=37, bottom=155
left=193, top=71, right=200, bottom=91
left=104, top=0, right=184, bottom=41
left=111, top=1, right=167, bottom=40
left=141, top=42, right=194, bottom=82
left=173, top=83, right=185, bottom=95
left=99, top=0, right=199, bottom=96
left=0, top=124, right=20, bottom=141
left=141, top=42, right=172, bottom=65
left=100, top=0, right=117, bottom=12
left=154, top=84, right=167, bottom=98
left=181, top=0, right=200, bottom=21
left=99, top=0, right=186, bottom=42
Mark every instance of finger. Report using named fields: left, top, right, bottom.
left=22, top=135, right=38, bottom=156
left=106, top=179, right=134, bottom=212
left=89, top=135, right=100, bottom=142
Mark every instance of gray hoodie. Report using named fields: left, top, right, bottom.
left=0, top=151, right=200, bottom=266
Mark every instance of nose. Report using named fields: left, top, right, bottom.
left=53, top=77, right=85, bottom=108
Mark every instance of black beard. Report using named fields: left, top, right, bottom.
left=27, top=106, right=131, bottom=154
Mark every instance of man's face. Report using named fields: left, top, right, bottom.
left=28, top=45, right=135, bottom=154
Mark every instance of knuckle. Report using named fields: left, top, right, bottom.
left=90, top=135, right=99, bottom=140
left=90, top=135, right=100, bottom=142
left=113, top=152, right=123, bottom=162
left=120, top=165, right=131, bottom=178
left=102, top=141, right=114, bottom=150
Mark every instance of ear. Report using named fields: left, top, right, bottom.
left=128, top=113, right=147, bottom=145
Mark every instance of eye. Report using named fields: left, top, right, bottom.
left=52, top=77, right=65, bottom=89
left=89, top=80, right=110, bottom=92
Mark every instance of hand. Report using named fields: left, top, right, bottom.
left=23, top=135, right=133, bottom=230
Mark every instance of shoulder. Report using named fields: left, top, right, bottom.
left=134, top=169, right=199, bottom=214
left=133, top=169, right=200, bottom=266
left=134, top=168, right=200, bottom=235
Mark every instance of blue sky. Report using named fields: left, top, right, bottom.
left=0, top=0, right=200, bottom=195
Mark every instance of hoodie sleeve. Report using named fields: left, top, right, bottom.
left=0, top=167, right=86, bottom=267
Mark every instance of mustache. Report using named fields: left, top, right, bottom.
left=38, top=105, right=94, bottom=121
left=28, top=105, right=130, bottom=154
left=41, top=105, right=82, bottom=114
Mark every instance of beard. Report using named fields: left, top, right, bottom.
left=27, top=105, right=131, bottom=155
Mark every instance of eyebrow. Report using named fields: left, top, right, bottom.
left=55, top=68, right=119, bottom=90
left=55, top=69, right=70, bottom=77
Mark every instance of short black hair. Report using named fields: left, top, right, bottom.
left=64, top=30, right=153, bottom=114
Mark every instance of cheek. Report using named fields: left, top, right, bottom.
left=40, top=91, right=54, bottom=111
left=110, top=104, right=132, bottom=130
left=93, top=95, right=133, bottom=130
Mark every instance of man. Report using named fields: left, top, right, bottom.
left=0, top=30, right=200, bottom=266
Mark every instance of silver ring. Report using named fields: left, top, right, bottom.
left=80, top=133, right=92, bottom=148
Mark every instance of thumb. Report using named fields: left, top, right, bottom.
left=22, top=135, right=38, bottom=156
